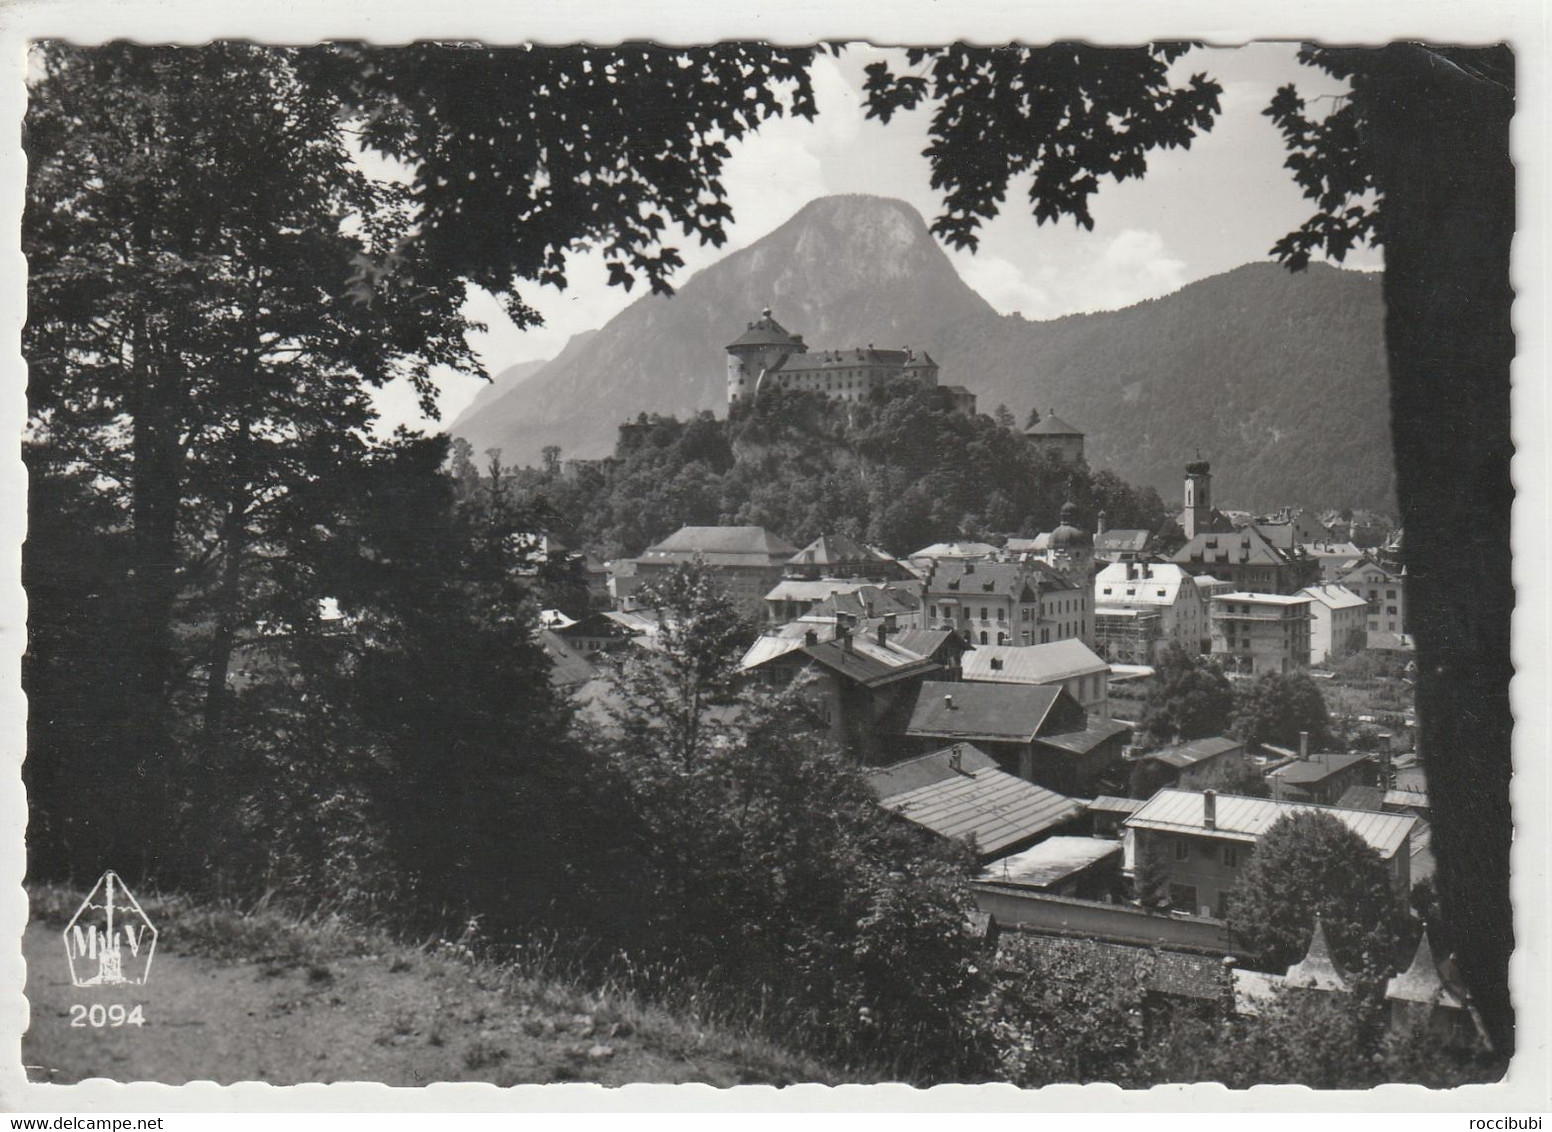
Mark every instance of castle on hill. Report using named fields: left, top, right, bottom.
left=725, top=308, right=975, bottom=415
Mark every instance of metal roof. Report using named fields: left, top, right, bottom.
left=1124, top=788, right=1417, bottom=859
left=802, top=634, right=941, bottom=688
left=763, top=578, right=878, bottom=603
left=875, top=762, right=1082, bottom=857
left=961, top=639, right=1109, bottom=686
left=867, top=743, right=999, bottom=799
left=978, top=836, right=1120, bottom=887
left=1086, top=795, right=1147, bottom=815
left=1298, top=583, right=1369, bottom=610
left=908, top=541, right=1000, bottom=560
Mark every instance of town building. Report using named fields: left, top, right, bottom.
left=1338, top=558, right=1408, bottom=636
left=867, top=743, right=1084, bottom=862
left=1025, top=501, right=1096, bottom=581
left=1299, top=583, right=1370, bottom=665
left=1024, top=411, right=1086, bottom=466
left=1129, top=735, right=1249, bottom=796
left=725, top=308, right=974, bottom=412
left=977, top=836, right=1124, bottom=900
left=1179, top=459, right=1237, bottom=542
left=551, top=611, right=638, bottom=656
left=1093, top=561, right=1208, bottom=663
left=1208, top=591, right=1314, bottom=676
left=1093, top=526, right=1154, bottom=564
left=960, top=639, right=1111, bottom=719
left=616, top=525, right=799, bottom=618
left=1386, top=933, right=1483, bottom=1048
left=1173, top=525, right=1318, bottom=594
left=744, top=617, right=944, bottom=763
left=1122, top=789, right=1417, bottom=917
left=924, top=560, right=1092, bottom=649
left=783, top=533, right=903, bottom=581
left=1267, top=752, right=1378, bottom=805
left=761, top=578, right=922, bottom=626
left=907, top=540, right=1001, bottom=571
left=903, top=681, right=1130, bottom=795
left=1253, top=508, right=1332, bottom=550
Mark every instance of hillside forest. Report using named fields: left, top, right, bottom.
left=491, top=381, right=1171, bottom=563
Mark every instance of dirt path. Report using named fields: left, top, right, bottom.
left=21, top=921, right=791, bottom=1086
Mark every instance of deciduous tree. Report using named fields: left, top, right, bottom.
left=1228, top=810, right=1402, bottom=981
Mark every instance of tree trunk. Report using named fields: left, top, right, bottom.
left=201, top=417, right=252, bottom=760
left=124, top=314, right=185, bottom=876
left=1361, top=44, right=1515, bottom=1057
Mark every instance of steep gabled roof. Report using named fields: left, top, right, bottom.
left=905, top=680, right=1067, bottom=744
left=788, top=532, right=872, bottom=567
left=1171, top=525, right=1293, bottom=571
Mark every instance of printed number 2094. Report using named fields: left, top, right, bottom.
left=69, top=1004, right=144, bottom=1027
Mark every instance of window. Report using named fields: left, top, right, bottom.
left=980, top=607, right=988, bottom=621
left=1173, top=838, right=1190, bottom=861
left=979, top=631, right=988, bottom=645
left=930, top=604, right=938, bottom=619
left=1102, top=587, right=1112, bottom=595
left=1222, top=845, right=1239, bottom=868
left=997, top=607, right=1006, bottom=621
left=1168, top=883, right=1199, bottom=913
left=1386, top=589, right=1397, bottom=599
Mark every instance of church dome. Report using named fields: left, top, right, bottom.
left=1048, top=501, right=1091, bottom=549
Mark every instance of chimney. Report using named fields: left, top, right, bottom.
left=883, top=611, right=898, bottom=633
left=1299, top=730, right=1310, bottom=760
left=876, top=623, right=888, bottom=648
left=965, top=561, right=975, bottom=575
left=990, top=657, right=1003, bottom=671
left=803, top=628, right=818, bottom=647
left=948, top=744, right=963, bottom=773
left=1203, top=789, right=1217, bottom=830
left=1097, top=510, right=1108, bottom=536
left=944, top=693, right=956, bottom=711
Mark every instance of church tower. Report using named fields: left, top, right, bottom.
left=1184, top=459, right=1213, bottom=541
left=726, top=308, right=805, bottom=406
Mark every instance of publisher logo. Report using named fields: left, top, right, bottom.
left=62, top=871, right=156, bottom=988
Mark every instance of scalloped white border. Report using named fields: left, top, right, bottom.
left=0, top=0, right=1543, bottom=1117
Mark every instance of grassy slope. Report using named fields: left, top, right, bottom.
left=22, top=885, right=855, bottom=1087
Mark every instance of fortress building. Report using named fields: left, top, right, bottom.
left=726, top=308, right=972, bottom=413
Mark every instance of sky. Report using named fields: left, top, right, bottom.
left=379, top=41, right=1382, bottom=431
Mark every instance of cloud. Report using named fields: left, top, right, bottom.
left=955, top=228, right=1189, bottom=321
